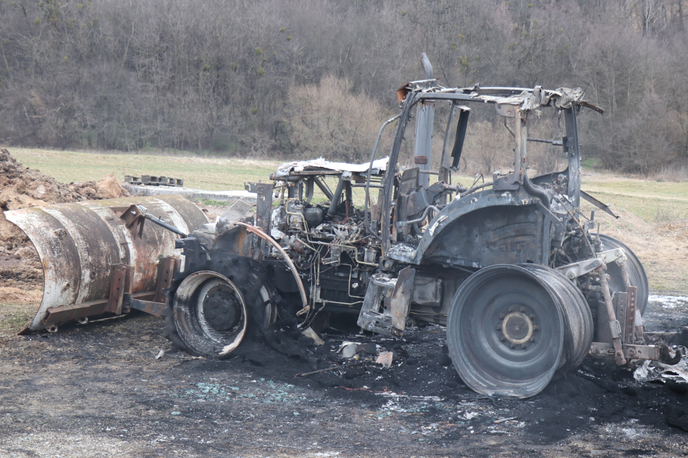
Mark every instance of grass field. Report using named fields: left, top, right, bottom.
left=9, top=148, right=281, bottom=191
left=582, top=173, right=688, bottom=222
left=5, top=147, right=688, bottom=293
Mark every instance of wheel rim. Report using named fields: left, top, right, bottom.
left=520, top=264, right=593, bottom=371
left=599, top=234, right=649, bottom=315
left=173, top=270, right=248, bottom=357
left=446, top=265, right=564, bottom=398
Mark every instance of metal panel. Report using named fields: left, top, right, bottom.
left=5, top=195, right=207, bottom=332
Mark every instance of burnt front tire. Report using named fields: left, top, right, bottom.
left=170, top=271, right=248, bottom=357
left=598, top=234, right=649, bottom=315
left=163, top=254, right=278, bottom=358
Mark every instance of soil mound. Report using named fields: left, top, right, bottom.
left=96, top=174, right=128, bottom=199
left=0, top=148, right=130, bottom=249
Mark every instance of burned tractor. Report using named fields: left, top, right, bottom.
left=5, top=55, right=677, bottom=398
left=161, top=58, right=668, bottom=398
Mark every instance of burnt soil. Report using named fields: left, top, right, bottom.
left=0, top=298, right=687, bottom=457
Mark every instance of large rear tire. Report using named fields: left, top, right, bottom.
left=446, top=264, right=593, bottom=398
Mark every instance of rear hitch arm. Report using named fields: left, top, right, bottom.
left=556, top=248, right=626, bottom=280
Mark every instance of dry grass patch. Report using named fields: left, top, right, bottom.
left=0, top=287, right=42, bottom=338
left=582, top=203, right=688, bottom=293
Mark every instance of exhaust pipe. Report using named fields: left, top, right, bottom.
left=414, top=53, right=435, bottom=189
left=4, top=194, right=208, bottom=332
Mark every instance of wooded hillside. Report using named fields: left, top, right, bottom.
left=1, top=0, right=687, bottom=174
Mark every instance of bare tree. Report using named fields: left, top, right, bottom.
left=284, top=75, right=391, bottom=162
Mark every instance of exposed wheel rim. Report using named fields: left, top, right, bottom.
left=446, top=265, right=564, bottom=398
left=173, top=270, right=248, bottom=357
left=259, top=285, right=278, bottom=330
left=520, top=264, right=593, bottom=372
left=599, top=234, right=649, bottom=315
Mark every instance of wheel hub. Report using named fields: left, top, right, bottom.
left=498, top=307, right=537, bottom=349
left=201, top=286, right=241, bottom=332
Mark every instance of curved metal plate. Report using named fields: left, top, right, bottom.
left=156, top=194, right=209, bottom=235
left=5, top=208, right=82, bottom=331
left=43, top=204, right=120, bottom=305
left=5, top=195, right=208, bottom=332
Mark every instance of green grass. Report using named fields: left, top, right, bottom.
left=9, top=147, right=686, bottom=221
left=582, top=176, right=688, bottom=198
left=583, top=193, right=688, bottom=222
left=582, top=176, right=688, bottom=222
left=199, top=199, right=233, bottom=207
left=9, top=148, right=281, bottom=192
left=581, top=157, right=603, bottom=169
left=0, top=305, right=33, bottom=338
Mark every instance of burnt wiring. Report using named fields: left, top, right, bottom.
left=460, top=173, right=490, bottom=197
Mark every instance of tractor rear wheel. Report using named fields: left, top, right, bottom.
left=446, top=264, right=593, bottom=398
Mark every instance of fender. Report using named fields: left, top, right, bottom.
left=387, top=185, right=566, bottom=268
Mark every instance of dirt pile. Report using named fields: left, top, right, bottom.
left=0, top=148, right=129, bottom=250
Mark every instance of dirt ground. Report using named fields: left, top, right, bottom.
left=2, top=150, right=688, bottom=456
left=0, top=297, right=687, bottom=457
left=589, top=205, right=688, bottom=294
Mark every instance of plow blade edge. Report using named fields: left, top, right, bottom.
left=4, top=195, right=208, bottom=332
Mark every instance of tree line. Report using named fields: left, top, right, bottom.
left=1, top=0, right=687, bottom=175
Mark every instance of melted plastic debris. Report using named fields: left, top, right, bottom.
left=633, top=358, right=688, bottom=384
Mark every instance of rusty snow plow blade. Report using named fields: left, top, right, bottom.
left=4, top=195, right=208, bottom=333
